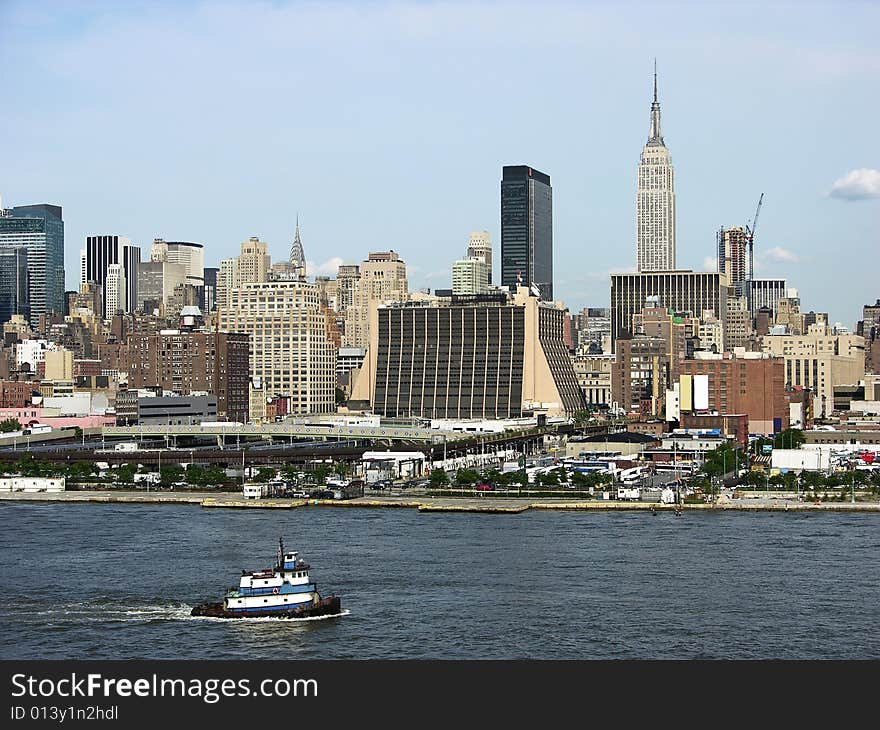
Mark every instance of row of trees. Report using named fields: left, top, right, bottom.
left=0, top=457, right=356, bottom=487
left=0, top=418, right=22, bottom=433
left=427, top=466, right=613, bottom=489
left=751, top=428, right=806, bottom=454
left=739, top=467, right=880, bottom=490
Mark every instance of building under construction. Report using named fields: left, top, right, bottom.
left=716, top=226, right=748, bottom=297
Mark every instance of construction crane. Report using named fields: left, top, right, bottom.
left=745, top=193, right=764, bottom=282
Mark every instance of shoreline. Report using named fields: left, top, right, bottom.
left=2, top=490, right=880, bottom=514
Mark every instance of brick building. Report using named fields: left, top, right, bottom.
left=679, top=353, right=788, bottom=435
left=124, top=330, right=249, bottom=422
left=0, top=380, right=40, bottom=408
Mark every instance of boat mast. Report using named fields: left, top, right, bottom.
left=278, top=536, right=284, bottom=570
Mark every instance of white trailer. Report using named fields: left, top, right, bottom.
left=243, top=484, right=268, bottom=499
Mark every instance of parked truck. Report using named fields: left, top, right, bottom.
left=616, top=487, right=641, bottom=501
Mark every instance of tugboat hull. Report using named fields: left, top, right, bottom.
left=191, top=595, right=341, bottom=619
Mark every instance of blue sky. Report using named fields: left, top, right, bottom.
left=1, top=0, right=878, bottom=326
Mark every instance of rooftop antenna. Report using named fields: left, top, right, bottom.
left=653, top=57, right=658, bottom=103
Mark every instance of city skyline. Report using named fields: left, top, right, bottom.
left=1, top=1, right=877, bottom=326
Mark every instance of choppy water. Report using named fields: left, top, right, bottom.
left=1, top=502, right=879, bottom=659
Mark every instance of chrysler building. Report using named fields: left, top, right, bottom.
left=636, top=63, right=676, bottom=271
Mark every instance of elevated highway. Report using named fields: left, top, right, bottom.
left=102, top=422, right=469, bottom=443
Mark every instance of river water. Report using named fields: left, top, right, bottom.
left=2, top=502, right=878, bottom=659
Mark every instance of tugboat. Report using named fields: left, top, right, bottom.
left=191, top=537, right=342, bottom=619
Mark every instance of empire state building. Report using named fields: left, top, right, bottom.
left=636, top=65, right=676, bottom=272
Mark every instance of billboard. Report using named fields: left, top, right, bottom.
left=694, top=374, right=709, bottom=411
left=679, top=375, right=693, bottom=411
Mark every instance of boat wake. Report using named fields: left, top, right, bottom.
left=9, top=601, right=196, bottom=622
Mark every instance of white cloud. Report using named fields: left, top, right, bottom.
left=828, top=168, right=880, bottom=200
left=306, top=257, right=344, bottom=276
left=763, top=247, right=800, bottom=263
left=703, top=256, right=718, bottom=271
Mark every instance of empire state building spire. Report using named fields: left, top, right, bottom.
left=648, top=59, right=664, bottom=146
left=636, top=61, right=676, bottom=271
left=289, top=215, right=306, bottom=278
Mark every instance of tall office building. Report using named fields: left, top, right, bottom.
left=747, top=278, right=787, bottom=317
left=452, top=257, right=490, bottom=295
left=202, top=267, right=219, bottom=313
left=82, top=235, right=140, bottom=317
left=352, top=287, right=584, bottom=418
left=137, top=260, right=186, bottom=312
left=343, top=252, right=408, bottom=348
left=501, top=165, right=553, bottom=300
left=217, top=280, right=336, bottom=414
left=237, top=237, right=270, bottom=285
left=636, top=66, right=676, bottom=272
left=0, top=204, right=65, bottom=321
left=151, top=240, right=204, bottom=287
left=717, top=227, right=748, bottom=296
left=216, top=258, right=238, bottom=309
left=610, top=271, right=731, bottom=347
left=104, top=263, right=127, bottom=317
left=0, top=247, right=29, bottom=325
left=121, top=244, right=140, bottom=317
left=467, top=231, right=493, bottom=283
left=336, top=264, right=361, bottom=317
left=215, top=238, right=271, bottom=309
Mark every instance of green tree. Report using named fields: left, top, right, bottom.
left=772, top=429, right=805, bottom=450
left=66, top=461, right=98, bottom=482
left=455, top=468, right=480, bottom=486
left=160, top=465, right=184, bottom=484
left=185, top=464, right=207, bottom=486
left=572, top=410, right=592, bottom=434
left=0, top=418, right=21, bottom=433
left=538, top=470, right=560, bottom=486
left=281, top=465, right=301, bottom=483
left=312, top=465, right=331, bottom=485
left=114, top=464, right=136, bottom=483
left=202, top=467, right=229, bottom=487
left=481, top=468, right=503, bottom=486
left=256, top=467, right=276, bottom=483
left=428, top=468, right=449, bottom=486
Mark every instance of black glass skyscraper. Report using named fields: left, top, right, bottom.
left=83, top=235, right=140, bottom=317
left=501, top=165, right=553, bottom=300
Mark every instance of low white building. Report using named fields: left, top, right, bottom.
left=0, top=477, right=65, bottom=492
left=771, top=444, right=878, bottom=472
left=361, top=451, right=426, bottom=479
left=430, top=418, right=532, bottom=434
